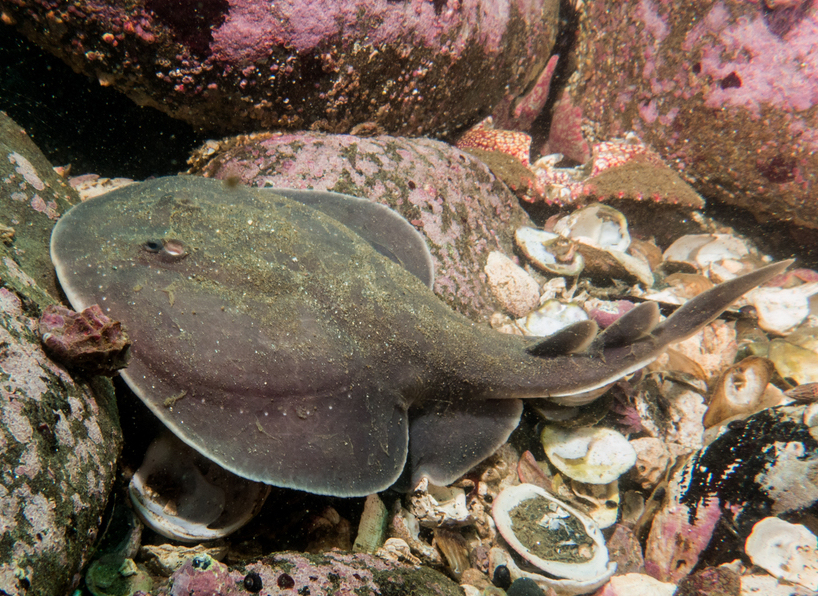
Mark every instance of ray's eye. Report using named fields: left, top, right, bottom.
left=143, top=239, right=163, bottom=252
left=163, top=238, right=186, bottom=257
left=142, top=238, right=188, bottom=261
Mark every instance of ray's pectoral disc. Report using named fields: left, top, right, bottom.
left=50, top=176, right=439, bottom=496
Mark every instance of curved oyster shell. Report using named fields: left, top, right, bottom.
left=702, top=356, right=778, bottom=429
left=492, top=483, right=615, bottom=582
left=552, top=205, right=653, bottom=286
left=746, top=283, right=818, bottom=335
left=515, top=227, right=585, bottom=277
left=663, top=234, right=750, bottom=270
left=553, top=204, right=630, bottom=253
left=129, top=433, right=271, bottom=542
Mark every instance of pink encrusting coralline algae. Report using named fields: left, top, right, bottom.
left=4, top=0, right=559, bottom=137
left=558, top=0, right=818, bottom=229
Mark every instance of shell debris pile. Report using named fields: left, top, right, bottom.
left=473, top=200, right=818, bottom=595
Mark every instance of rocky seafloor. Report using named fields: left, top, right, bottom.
left=3, top=3, right=818, bottom=596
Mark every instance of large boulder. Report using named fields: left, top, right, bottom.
left=1, top=111, right=122, bottom=596
left=5, top=0, right=558, bottom=137
left=552, top=0, right=818, bottom=229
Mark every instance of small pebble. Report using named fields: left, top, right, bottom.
left=492, top=565, right=511, bottom=590
left=674, top=566, right=740, bottom=596
left=277, top=572, right=295, bottom=589
left=243, top=571, right=263, bottom=592
left=484, top=251, right=540, bottom=317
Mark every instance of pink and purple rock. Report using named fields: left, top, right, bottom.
left=4, top=0, right=558, bottom=137
left=165, top=555, right=238, bottom=596
left=558, top=0, right=818, bottom=229
left=156, top=551, right=461, bottom=596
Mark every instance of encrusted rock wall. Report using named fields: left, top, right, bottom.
left=560, top=0, right=818, bottom=229
left=1, top=111, right=122, bottom=596
left=5, top=0, right=558, bottom=137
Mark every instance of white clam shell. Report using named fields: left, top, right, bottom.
left=488, top=546, right=616, bottom=596
left=492, top=483, right=615, bottom=583
left=746, top=517, right=818, bottom=591
left=541, top=425, right=636, bottom=484
left=554, top=204, right=631, bottom=253
left=663, top=234, right=750, bottom=269
left=129, top=433, right=270, bottom=542
left=746, top=282, right=818, bottom=335
left=521, top=300, right=588, bottom=337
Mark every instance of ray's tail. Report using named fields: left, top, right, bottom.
left=531, top=259, right=794, bottom=405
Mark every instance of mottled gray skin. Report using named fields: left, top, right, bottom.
left=191, top=133, right=536, bottom=321
left=1, top=113, right=121, bottom=596
left=51, top=176, right=789, bottom=497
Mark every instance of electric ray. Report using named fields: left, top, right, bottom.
left=50, top=176, right=791, bottom=497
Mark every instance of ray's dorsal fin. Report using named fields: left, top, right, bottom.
left=269, top=188, right=435, bottom=289
left=526, top=319, right=599, bottom=357
left=593, top=301, right=661, bottom=350
left=652, top=259, right=794, bottom=345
